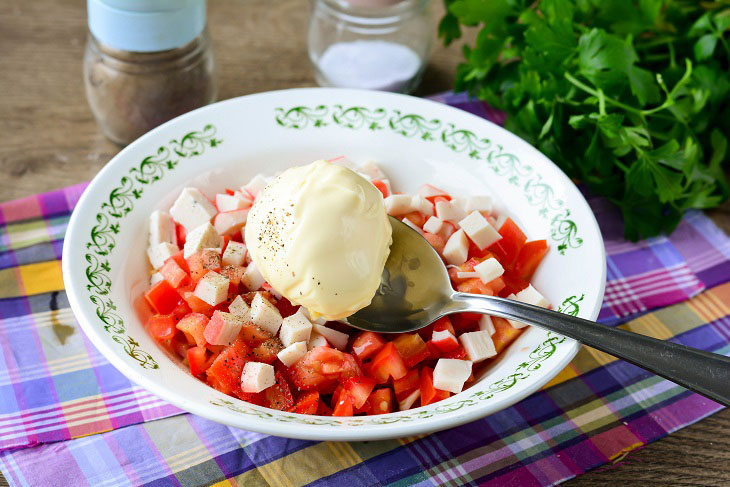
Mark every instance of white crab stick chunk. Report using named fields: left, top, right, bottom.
left=147, top=242, right=178, bottom=269
left=479, top=315, right=496, bottom=335
left=411, top=195, right=434, bottom=217
left=433, top=359, right=473, bottom=394
left=505, top=293, right=528, bottom=329
left=240, top=261, right=265, bottom=291
left=169, top=188, right=218, bottom=232
left=277, top=341, right=308, bottom=367
left=241, top=362, right=275, bottom=393
left=417, top=183, right=449, bottom=199
left=194, top=271, right=230, bottom=306
left=213, top=209, right=249, bottom=236
left=215, top=191, right=252, bottom=212
left=204, top=311, right=244, bottom=346
left=184, top=222, right=223, bottom=258
left=423, top=216, right=445, bottom=235
left=474, top=257, right=504, bottom=284
left=459, top=211, right=501, bottom=250
left=516, top=284, right=550, bottom=308
left=250, top=292, right=283, bottom=334
left=435, top=200, right=467, bottom=223
left=279, top=313, right=313, bottom=347
left=384, top=194, right=416, bottom=216
left=297, top=306, right=327, bottom=326
left=313, top=324, right=349, bottom=350
left=402, top=217, right=424, bottom=235
left=228, top=295, right=251, bottom=321
left=398, top=389, right=421, bottom=411
left=307, top=331, right=329, bottom=350
left=361, top=161, right=386, bottom=180
left=222, top=241, right=247, bottom=266
left=149, top=210, right=177, bottom=246
left=459, top=331, right=497, bottom=362
left=150, top=272, right=164, bottom=286
left=464, top=195, right=493, bottom=213
left=443, top=229, right=469, bottom=265
left=243, top=174, right=269, bottom=199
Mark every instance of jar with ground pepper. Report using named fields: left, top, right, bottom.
left=84, top=0, right=216, bottom=145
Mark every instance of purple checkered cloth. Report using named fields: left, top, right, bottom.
left=0, top=92, right=728, bottom=487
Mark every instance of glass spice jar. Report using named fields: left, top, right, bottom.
left=84, top=0, right=216, bottom=145
left=308, top=0, right=432, bottom=94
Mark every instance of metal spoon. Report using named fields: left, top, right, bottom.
left=347, top=216, right=730, bottom=406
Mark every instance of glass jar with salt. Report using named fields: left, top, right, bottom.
left=308, top=0, right=432, bottom=94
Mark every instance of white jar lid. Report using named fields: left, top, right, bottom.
left=87, top=0, right=206, bottom=52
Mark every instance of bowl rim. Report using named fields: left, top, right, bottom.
left=62, top=87, right=606, bottom=441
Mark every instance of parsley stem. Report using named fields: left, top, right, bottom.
left=564, top=72, right=643, bottom=115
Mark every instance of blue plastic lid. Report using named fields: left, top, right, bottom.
left=87, top=0, right=206, bottom=52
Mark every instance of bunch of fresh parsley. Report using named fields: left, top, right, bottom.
left=440, top=0, right=730, bottom=240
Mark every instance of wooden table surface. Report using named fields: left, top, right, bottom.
left=1, top=1, right=728, bottom=486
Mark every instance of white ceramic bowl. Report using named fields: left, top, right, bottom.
left=62, top=88, right=606, bottom=441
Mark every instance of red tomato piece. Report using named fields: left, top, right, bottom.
left=232, top=389, right=265, bottom=406
left=252, top=339, right=283, bottom=364
left=264, top=372, right=294, bottom=411
left=144, top=280, right=183, bottom=315
left=402, top=211, right=426, bottom=228
left=317, top=400, right=334, bottom=416
left=293, top=391, right=320, bottom=415
left=513, top=240, right=548, bottom=282
left=206, top=339, right=250, bottom=395
left=173, top=336, right=191, bottom=358
left=351, top=331, right=386, bottom=360
left=273, top=296, right=298, bottom=318
left=343, top=377, right=376, bottom=409
left=372, top=179, right=390, bottom=198
left=392, top=333, right=430, bottom=368
left=187, top=346, right=211, bottom=376
left=487, top=276, right=506, bottom=294
left=491, top=317, right=524, bottom=354
left=289, top=347, right=362, bottom=392
left=169, top=250, right=190, bottom=273
left=393, top=369, right=420, bottom=402
left=500, top=271, right=530, bottom=297
left=175, top=224, right=187, bottom=246
left=171, top=300, right=192, bottom=319
left=450, top=313, right=480, bottom=334
left=159, top=258, right=189, bottom=288
left=433, top=316, right=455, bottom=336
left=442, top=345, right=468, bottom=360
left=176, top=312, right=209, bottom=347
left=332, top=391, right=355, bottom=416
left=220, top=265, right=245, bottom=286
left=423, top=232, right=447, bottom=254
left=431, top=330, right=459, bottom=353
left=420, top=367, right=450, bottom=406
left=237, top=322, right=274, bottom=346
left=488, top=218, right=527, bottom=269
left=186, top=250, right=221, bottom=281
left=182, top=291, right=214, bottom=316
left=457, top=278, right=494, bottom=296
left=369, top=342, right=408, bottom=383
left=370, top=388, right=393, bottom=415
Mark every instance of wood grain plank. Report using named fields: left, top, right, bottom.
left=0, top=1, right=727, bottom=486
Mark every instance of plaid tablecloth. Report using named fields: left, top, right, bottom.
left=1, top=94, right=728, bottom=486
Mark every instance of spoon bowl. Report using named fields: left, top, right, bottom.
left=349, top=217, right=730, bottom=407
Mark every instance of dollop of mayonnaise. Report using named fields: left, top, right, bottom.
left=245, top=160, right=392, bottom=320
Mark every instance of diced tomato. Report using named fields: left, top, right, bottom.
left=182, top=291, right=214, bottom=316
left=173, top=336, right=191, bottom=358
left=431, top=329, right=459, bottom=353
left=343, top=377, right=376, bottom=409
left=144, top=280, right=183, bottom=315
left=513, top=240, right=548, bottom=282
left=175, top=224, right=187, bottom=246
left=332, top=391, right=354, bottom=416
left=187, top=250, right=221, bottom=281
left=491, top=317, right=524, bottom=354
left=457, top=278, right=494, bottom=296
left=187, top=346, right=211, bottom=376
left=426, top=340, right=441, bottom=360
left=393, top=369, right=420, bottom=402
left=370, top=388, right=393, bottom=415
left=238, top=322, right=273, bottom=346
left=169, top=250, right=190, bottom=273
left=500, top=270, right=530, bottom=297
left=206, top=339, right=250, bottom=395
left=450, top=313, right=480, bottom=334
left=487, top=276, right=506, bottom=294
left=159, top=258, right=189, bottom=288
left=420, top=367, right=450, bottom=406
left=264, top=371, right=294, bottom=411
left=220, top=265, right=245, bottom=286
left=232, top=389, right=265, bottom=406
left=351, top=331, right=386, bottom=360
left=273, top=296, right=298, bottom=318
left=317, top=400, right=334, bottom=416
left=372, top=179, right=390, bottom=198
left=370, top=342, right=408, bottom=383
left=442, top=345, right=468, bottom=360
left=289, top=347, right=362, bottom=392
left=293, top=391, right=320, bottom=415
left=354, top=395, right=373, bottom=415
left=402, top=211, right=426, bottom=228
left=252, top=339, right=283, bottom=364
left=488, top=218, right=527, bottom=269
left=423, top=232, right=447, bottom=254
left=176, top=312, right=208, bottom=347
left=171, top=300, right=192, bottom=319
left=392, top=333, right=430, bottom=368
